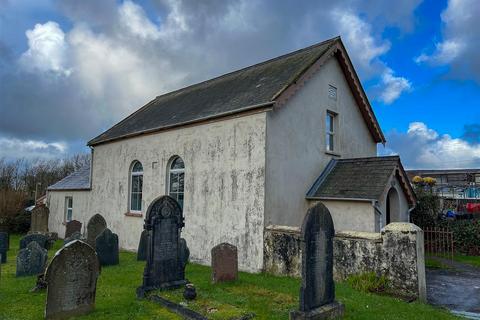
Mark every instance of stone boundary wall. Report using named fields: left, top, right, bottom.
left=264, top=223, right=426, bottom=300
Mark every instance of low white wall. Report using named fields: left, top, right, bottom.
left=312, top=200, right=376, bottom=232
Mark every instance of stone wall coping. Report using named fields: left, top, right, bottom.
left=382, top=222, right=421, bottom=234
left=334, top=230, right=382, bottom=241
left=265, top=225, right=300, bottom=234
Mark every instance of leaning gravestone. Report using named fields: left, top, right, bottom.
left=0, top=232, right=8, bottom=263
left=137, top=230, right=148, bottom=261
left=137, top=195, right=188, bottom=297
left=63, top=231, right=83, bottom=246
left=95, top=228, right=119, bottom=266
left=30, top=205, right=49, bottom=233
left=16, top=241, right=48, bottom=277
left=211, top=243, right=238, bottom=283
left=290, top=202, right=344, bottom=320
left=86, top=214, right=107, bottom=247
left=45, top=240, right=100, bottom=320
left=20, top=233, right=48, bottom=250
left=65, top=220, right=82, bottom=238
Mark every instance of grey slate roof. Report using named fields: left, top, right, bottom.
left=307, top=156, right=415, bottom=204
left=88, top=37, right=340, bottom=146
left=48, top=165, right=91, bottom=191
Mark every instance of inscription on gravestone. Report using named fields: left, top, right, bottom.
left=211, top=243, right=238, bottom=283
left=0, top=232, right=8, bottom=263
left=30, top=205, right=49, bottom=233
left=86, top=214, right=107, bottom=247
left=137, top=230, right=148, bottom=261
left=16, top=241, right=48, bottom=277
left=95, top=228, right=119, bottom=266
left=290, top=202, right=344, bottom=320
left=137, top=195, right=188, bottom=297
left=45, top=240, right=100, bottom=320
left=20, top=233, right=48, bottom=250
left=65, top=220, right=82, bottom=239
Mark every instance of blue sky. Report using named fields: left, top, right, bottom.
left=0, top=0, right=479, bottom=169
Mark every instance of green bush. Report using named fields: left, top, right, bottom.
left=438, top=219, right=480, bottom=255
left=346, top=272, right=390, bottom=294
left=6, top=210, right=31, bottom=234
left=410, top=188, right=440, bottom=229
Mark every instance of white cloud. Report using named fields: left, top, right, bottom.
left=381, top=122, right=480, bottom=169
left=0, top=136, right=67, bottom=159
left=19, top=21, right=71, bottom=75
left=379, top=68, right=412, bottom=104
left=118, top=0, right=161, bottom=40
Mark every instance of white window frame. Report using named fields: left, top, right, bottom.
left=326, top=111, right=336, bottom=152
left=129, top=161, right=143, bottom=213
left=65, top=196, right=73, bottom=222
left=167, top=156, right=185, bottom=208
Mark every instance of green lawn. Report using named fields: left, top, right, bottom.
left=0, top=234, right=459, bottom=320
left=452, top=254, right=480, bottom=268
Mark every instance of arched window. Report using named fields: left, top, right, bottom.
left=130, top=161, right=143, bottom=212
left=168, top=156, right=184, bottom=207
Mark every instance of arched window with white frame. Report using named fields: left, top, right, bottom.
left=130, top=161, right=143, bottom=212
left=167, top=156, right=184, bottom=208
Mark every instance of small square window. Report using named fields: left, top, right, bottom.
left=328, top=85, right=337, bottom=100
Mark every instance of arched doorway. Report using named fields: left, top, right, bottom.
left=386, top=187, right=400, bottom=225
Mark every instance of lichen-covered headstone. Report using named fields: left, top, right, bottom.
left=95, top=228, right=119, bottom=266
left=137, top=230, right=148, bottom=261
left=211, top=243, right=238, bottom=283
left=290, top=202, right=344, bottom=320
left=30, top=205, right=49, bottom=233
left=45, top=240, right=100, bottom=320
left=137, top=195, right=188, bottom=297
left=0, top=232, right=8, bottom=263
left=63, top=231, right=82, bottom=246
left=16, top=241, right=48, bottom=277
left=86, top=214, right=107, bottom=247
left=19, top=233, right=48, bottom=250
left=64, top=220, right=82, bottom=239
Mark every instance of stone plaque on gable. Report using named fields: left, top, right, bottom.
left=137, top=195, right=188, bottom=297
left=95, top=228, right=119, bottom=266
left=45, top=240, right=100, bottom=320
left=20, top=233, right=48, bottom=250
left=86, top=214, right=107, bottom=247
left=290, top=202, right=344, bottom=320
left=137, top=230, right=148, bottom=261
left=65, top=220, right=82, bottom=239
left=30, top=205, right=49, bottom=233
left=16, top=241, right=48, bottom=277
left=211, top=243, right=238, bottom=283
left=0, top=232, right=8, bottom=263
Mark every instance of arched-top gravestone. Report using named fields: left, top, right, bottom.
left=20, top=233, right=47, bottom=250
left=137, top=195, right=188, bottom=297
left=95, top=228, right=119, bottom=266
left=290, top=202, right=344, bottom=319
left=137, top=230, right=148, bottom=261
left=30, top=205, right=49, bottom=233
left=211, top=243, right=238, bottom=283
left=45, top=240, right=100, bottom=320
left=0, top=232, right=8, bottom=263
left=16, top=241, right=48, bottom=277
left=86, top=214, right=107, bottom=247
left=65, top=220, right=82, bottom=238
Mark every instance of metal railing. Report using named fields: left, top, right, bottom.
left=424, top=227, right=454, bottom=260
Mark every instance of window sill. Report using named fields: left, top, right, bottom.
left=125, top=212, right=143, bottom=218
left=325, top=151, right=341, bottom=157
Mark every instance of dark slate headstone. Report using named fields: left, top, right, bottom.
left=30, top=205, right=49, bottom=233
left=137, top=195, right=188, bottom=297
left=63, top=231, right=83, bottom=246
left=137, top=230, right=148, bottom=261
left=16, top=241, right=48, bottom=277
left=95, top=228, right=119, bottom=266
left=19, top=233, right=48, bottom=250
left=45, top=240, right=100, bottom=320
left=290, top=202, right=344, bottom=320
left=86, top=214, right=107, bottom=247
left=65, top=220, right=82, bottom=238
left=211, top=243, right=238, bottom=283
left=0, top=232, right=8, bottom=263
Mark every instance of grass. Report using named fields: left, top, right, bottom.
left=0, top=234, right=460, bottom=320
left=425, top=253, right=480, bottom=269
left=452, top=254, right=480, bottom=268
left=425, top=257, right=452, bottom=269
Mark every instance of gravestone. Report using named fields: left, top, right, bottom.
left=95, top=228, right=119, bottom=266
left=45, top=240, right=100, bottom=320
left=86, top=214, right=107, bottom=247
left=137, top=195, right=188, bottom=297
left=211, top=243, right=238, bottom=283
left=64, top=231, right=82, bottom=246
left=290, top=202, right=344, bottom=320
left=20, top=233, right=48, bottom=250
left=65, top=220, right=82, bottom=238
left=0, top=232, right=8, bottom=263
left=137, top=230, right=148, bottom=261
left=30, top=205, right=49, bottom=233
left=16, top=241, right=48, bottom=277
